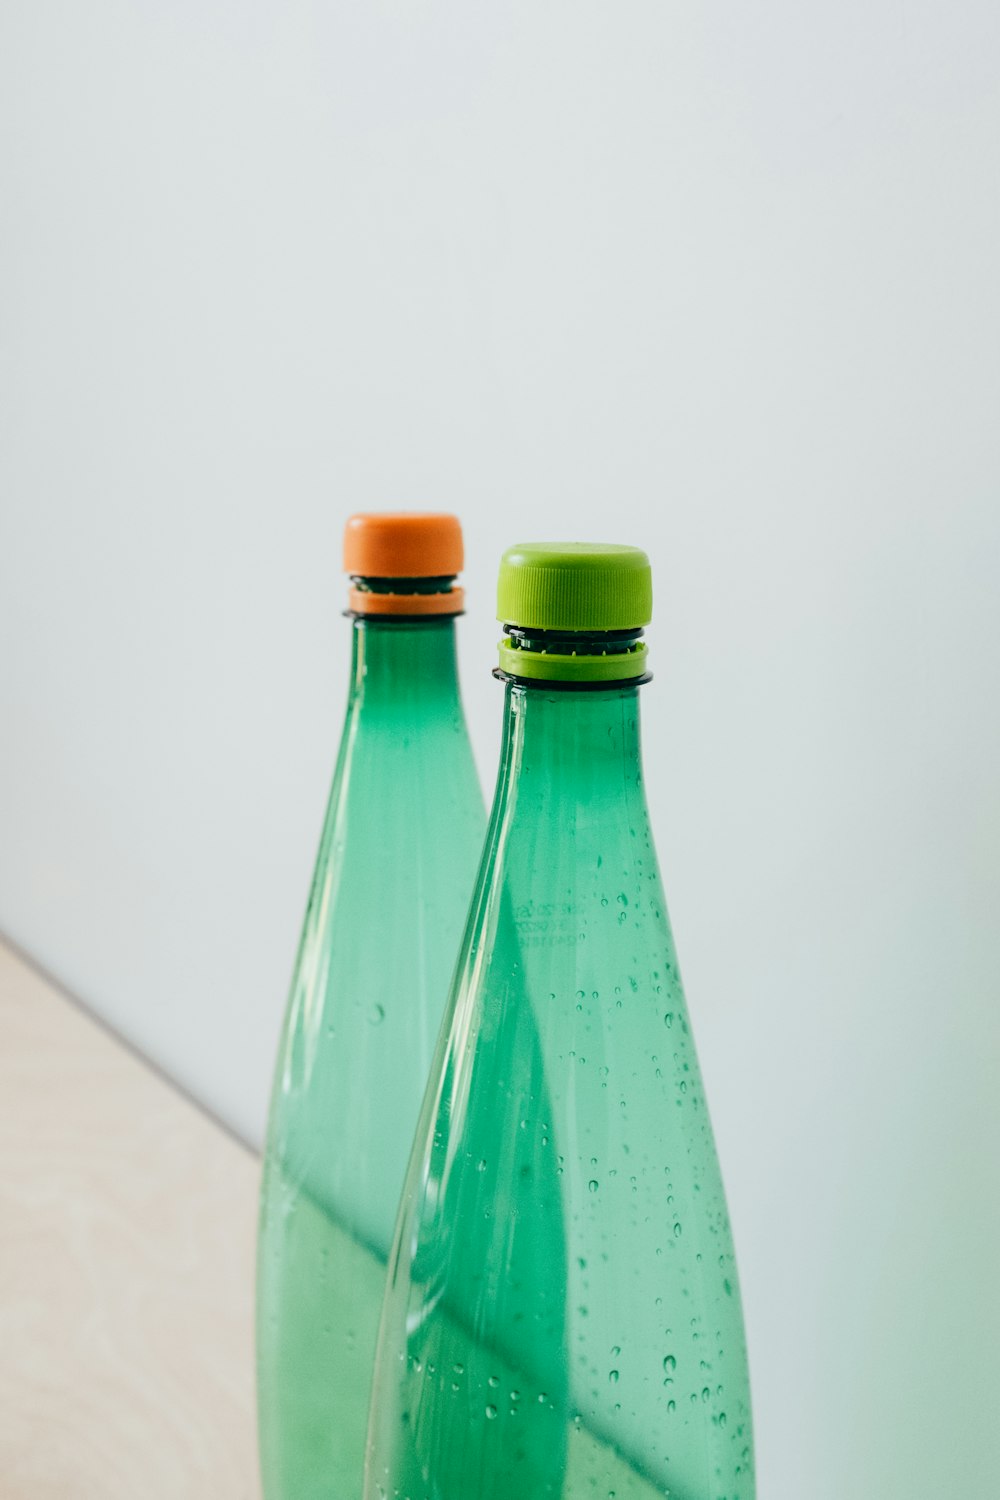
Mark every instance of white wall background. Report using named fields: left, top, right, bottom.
left=2, top=3, right=999, bottom=1494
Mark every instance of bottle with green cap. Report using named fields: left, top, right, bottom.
left=364, top=543, right=755, bottom=1500
left=256, top=514, right=486, bottom=1500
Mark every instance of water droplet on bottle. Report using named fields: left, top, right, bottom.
left=588, top=1179, right=599, bottom=1193
left=617, top=893, right=628, bottom=906
left=609, top=1369, right=619, bottom=1384
left=663, top=1354, right=676, bottom=1373
left=663, top=1013, right=674, bottom=1028
left=477, top=1158, right=487, bottom=1172
left=601, top=897, right=609, bottom=907
left=673, top=1221, right=683, bottom=1238
left=369, top=1003, right=385, bottom=1025
left=667, top=1399, right=676, bottom=1413
left=611, top=1344, right=621, bottom=1356
left=488, top=1374, right=500, bottom=1388
left=485, top=1404, right=497, bottom=1420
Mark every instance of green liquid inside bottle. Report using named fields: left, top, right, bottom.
left=257, top=604, right=486, bottom=1500
left=365, top=545, right=754, bottom=1500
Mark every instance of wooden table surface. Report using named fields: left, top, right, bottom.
left=0, top=937, right=262, bottom=1498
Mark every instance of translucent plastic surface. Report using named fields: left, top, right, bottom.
left=366, top=682, right=754, bottom=1500
left=257, top=616, right=486, bottom=1500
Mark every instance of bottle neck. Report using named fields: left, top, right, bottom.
left=348, top=615, right=462, bottom=714
left=494, top=680, right=646, bottom=820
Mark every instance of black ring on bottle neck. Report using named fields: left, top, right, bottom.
left=344, top=610, right=465, bottom=622
left=351, top=575, right=458, bottom=595
left=492, top=667, right=652, bottom=691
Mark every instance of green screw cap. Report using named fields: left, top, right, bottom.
left=497, top=543, right=653, bottom=684
left=497, top=543, right=653, bottom=632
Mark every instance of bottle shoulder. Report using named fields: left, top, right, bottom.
left=263, top=707, right=486, bottom=1177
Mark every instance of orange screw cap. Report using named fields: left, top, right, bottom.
left=343, top=513, right=465, bottom=616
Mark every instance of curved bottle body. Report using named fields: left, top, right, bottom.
left=366, top=682, right=754, bottom=1500
left=257, top=616, right=486, bottom=1500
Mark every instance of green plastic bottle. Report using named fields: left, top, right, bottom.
left=365, top=544, right=754, bottom=1500
left=257, top=513, right=486, bottom=1500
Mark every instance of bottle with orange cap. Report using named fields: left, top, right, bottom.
left=256, top=514, right=486, bottom=1500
